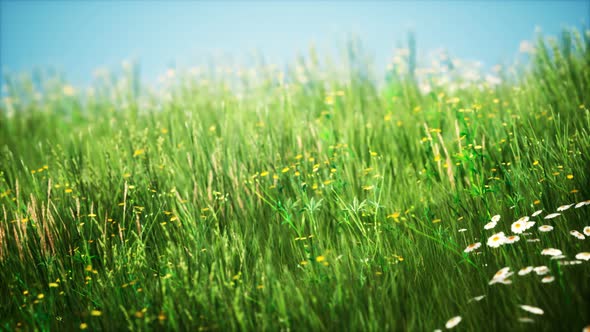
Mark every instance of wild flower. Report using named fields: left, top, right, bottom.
left=511, top=219, right=528, bottom=234
left=468, top=295, right=485, bottom=303
left=584, top=226, right=590, bottom=236
left=541, top=275, right=555, bottom=283
left=531, top=210, right=543, bottom=217
left=487, top=232, right=506, bottom=248
left=484, top=221, right=497, bottom=230
left=570, top=230, right=585, bottom=240
left=557, top=204, right=574, bottom=211
left=505, top=235, right=520, bottom=244
left=541, top=248, right=562, bottom=257
left=538, top=225, right=554, bottom=232
left=575, top=252, right=590, bottom=261
left=445, top=316, right=462, bottom=329
left=464, top=242, right=481, bottom=253
left=544, top=213, right=561, bottom=219
left=489, top=267, right=513, bottom=285
left=519, top=305, right=544, bottom=315
left=558, top=260, right=582, bottom=266
left=518, top=266, right=533, bottom=276
left=533, top=266, right=549, bottom=275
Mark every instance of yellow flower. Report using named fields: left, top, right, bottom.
left=90, top=310, right=102, bottom=317
left=315, top=255, right=326, bottom=263
left=133, top=149, right=145, bottom=157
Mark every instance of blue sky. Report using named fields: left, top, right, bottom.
left=1, top=1, right=588, bottom=86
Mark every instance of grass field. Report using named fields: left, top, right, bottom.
left=1, top=29, right=590, bottom=331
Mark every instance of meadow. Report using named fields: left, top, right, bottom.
left=1, top=29, right=590, bottom=331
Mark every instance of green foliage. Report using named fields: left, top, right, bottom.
left=1, top=29, right=589, bottom=331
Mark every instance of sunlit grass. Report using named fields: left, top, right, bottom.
left=1, top=28, right=589, bottom=331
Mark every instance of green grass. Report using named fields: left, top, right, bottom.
left=1, top=29, right=590, bottom=331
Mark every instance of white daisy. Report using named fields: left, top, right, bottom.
left=489, top=267, right=513, bottom=285
left=544, top=213, right=561, bottom=219
left=541, top=248, right=563, bottom=257
left=538, top=225, right=554, bottom=232
left=464, top=242, right=481, bottom=253
left=526, top=238, right=540, bottom=242
left=468, top=295, right=486, bottom=303
left=584, top=226, right=590, bottom=236
left=583, top=325, right=590, bottom=332
left=445, top=316, right=462, bottom=329
left=487, top=232, right=506, bottom=248
left=458, top=228, right=467, bottom=232
left=493, top=267, right=511, bottom=278
left=575, top=252, right=590, bottom=261
left=533, top=266, right=550, bottom=275
left=559, top=260, right=582, bottom=266
left=557, top=204, right=574, bottom=211
left=575, top=200, right=590, bottom=208
left=491, top=214, right=501, bottom=223
left=520, top=305, right=544, bottom=315
left=518, top=266, right=533, bottom=276
left=517, top=216, right=530, bottom=223
left=484, top=221, right=497, bottom=230
left=531, top=210, right=543, bottom=217
left=541, top=275, right=555, bottom=283
left=511, top=220, right=528, bottom=234
left=550, top=255, right=566, bottom=260
left=525, top=221, right=536, bottom=230
left=505, top=235, right=520, bottom=244
left=570, top=230, right=585, bottom=240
